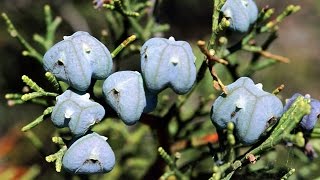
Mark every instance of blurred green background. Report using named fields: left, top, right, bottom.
left=0, top=0, right=319, bottom=179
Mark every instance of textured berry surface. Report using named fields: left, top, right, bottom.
left=51, top=89, right=105, bottom=136
left=284, top=93, right=320, bottom=131
left=140, top=37, right=196, bottom=94
left=246, top=0, right=258, bottom=24
left=221, top=0, right=258, bottom=32
left=103, top=71, right=146, bottom=125
left=211, top=77, right=283, bottom=144
left=43, top=31, right=113, bottom=91
left=62, top=132, right=115, bottom=174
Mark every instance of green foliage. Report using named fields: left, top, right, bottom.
left=2, top=0, right=318, bottom=180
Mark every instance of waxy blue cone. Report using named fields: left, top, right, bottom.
left=43, top=31, right=113, bottom=91
left=62, top=132, right=115, bottom=174
left=246, top=0, right=259, bottom=24
left=221, top=0, right=258, bottom=32
left=103, top=71, right=146, bottom=125
left=211, top=77, right=283, bottom=144
left=51, top=89, right=105, bottom=136
left=141, top=37, right=197, bottom=94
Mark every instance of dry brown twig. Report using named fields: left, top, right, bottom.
left=197, top=40, right=228, bottom=94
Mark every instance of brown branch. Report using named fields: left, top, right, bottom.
left=197, top=40, right=228, bottom=94
left=251, top=32, right=278, bottom=63
left=260, top=50, right=290, bottom=63
left=272, top=84, right=285, bottom=95
left=197, top=40, right=229, bottom=65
